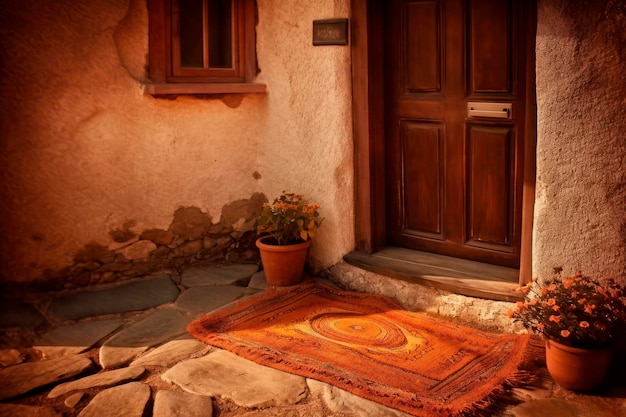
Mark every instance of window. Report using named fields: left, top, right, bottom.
left=146, top=0, right=265, bottom=95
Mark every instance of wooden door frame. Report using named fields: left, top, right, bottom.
left=350, top=0, right=537, bottom=284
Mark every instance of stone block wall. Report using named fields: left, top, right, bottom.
left=8, top=194, right=266, bottom=292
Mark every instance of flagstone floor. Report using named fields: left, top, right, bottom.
left=0, top=265, right=625, bottom=417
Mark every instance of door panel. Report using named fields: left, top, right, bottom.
left=405, top=1, right=441, bottom=93
left=468, top=0, right=513, bottom=94
left=401, top=121, right=444, bottom=238
left=466, top=124, right=514, bottom=251
left=385, top=0, right=526, bottom=268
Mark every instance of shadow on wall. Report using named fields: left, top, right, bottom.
left=13, top=193, right=268, bottom=293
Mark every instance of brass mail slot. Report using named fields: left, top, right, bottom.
left=467, top=102, right=512, bottom=119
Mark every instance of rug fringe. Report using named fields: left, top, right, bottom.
left=457, top=335, right=547, bottom=417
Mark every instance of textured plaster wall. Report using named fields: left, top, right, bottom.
left=533, top=0, right=626, bottom=284
left=254, top=0, right=354, bottom=272
left=0, top=0, right=354, bottom=285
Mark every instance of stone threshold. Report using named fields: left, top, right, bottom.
left=343, top=247, right=523, bottom=302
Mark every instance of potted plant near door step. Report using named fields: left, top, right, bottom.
left=255, top=191, right=324, bottom=287
left=508, top=267, right=626, bottom=390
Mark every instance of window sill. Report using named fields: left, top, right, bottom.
left=143, top=82, right=267, bottom=96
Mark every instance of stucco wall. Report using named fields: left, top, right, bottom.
left=0, top=0, right=354, bottom=286
left=533, top=0, right=626, bottom=284
left=255, top=0, right=354, bottom=272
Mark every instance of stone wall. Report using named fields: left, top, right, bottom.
left=7, top=194, right=266, bottom=292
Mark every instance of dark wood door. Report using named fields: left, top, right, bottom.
left=385, top=0, right=528, bottom=268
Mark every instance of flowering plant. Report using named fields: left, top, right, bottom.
left=255, top=192, right=324, bottom=245
left=508, top=268, right=626, bottom=349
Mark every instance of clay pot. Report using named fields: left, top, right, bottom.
left=256, top=236, right=312, bottom=287
left=544, top=338, right=613, bottom=391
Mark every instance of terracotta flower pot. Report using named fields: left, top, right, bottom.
left=256, top=236, right=312, bottom=287
left=544, top=338, right=613, bottom=391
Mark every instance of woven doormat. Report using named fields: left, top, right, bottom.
left=187, top=282, right=543, bottom=416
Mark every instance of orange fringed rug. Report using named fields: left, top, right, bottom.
left=187, top=282, right=544, bottom=416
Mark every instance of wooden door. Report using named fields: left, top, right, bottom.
left=385, top=0, right=528, bottom=268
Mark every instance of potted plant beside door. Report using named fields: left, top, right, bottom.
left=255, top=191, right=324, bottom=287
left=508, top=268, right=626, bottom=390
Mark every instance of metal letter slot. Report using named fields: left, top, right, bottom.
left=467, top=102, right=512, bottom=119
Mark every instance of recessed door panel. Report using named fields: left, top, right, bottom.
left=405, top=0, right=442, bottom=93
left=401, top=120, right=444, bottom=238
left=466, top=124, right=514, bottom=251
left=468, top=0, right=513, bottom=94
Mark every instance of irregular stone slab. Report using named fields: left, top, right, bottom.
left=35, top=318, right=124, bottom=359
left=0, top=348, right=24, bottom=367
left=162, top=349, right=307, bottom=408
left=307, top=379, right=413, bottom=417
left=119, top=240, right=157, bottom=261
left=130, top=334, right=208, bottom=367
left=0, top=403, right=61, bottom=417
left=0, top=354, right=93, bottom=400
left=48, top=366, right=145, bottom=398
left=0, top=300, right=45, bottom=329
left=176, top=285, right=259, bottom=317
left=248, top=271, right=268, bottom=290
left=235, top=403, right=338, bottom=417
left=100, top=309, right=189, bottom=369
left=78, top=382, right=150, bottom=417
left=508, top=398, right=622, bottom=417
left=64, top=392, right=84, bottom=408
left=181, top=264, right=258, bottom=287
left=153, top=390, right=213, bottom=417
left=48, top=275, right=179, bottom=320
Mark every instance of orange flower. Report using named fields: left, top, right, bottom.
left=560, top=330, right=571, bottom=337
left=584, top=304, right=596, bottom=314
left=547, top=284, right=557, bottom=291
left=563, top=278, right=575, bottom=289
left=537, top=323, right=545, bottom=331
left=549, top=315, right=561, bottom=323
left=579, top=321, right=590, bottom=328
left=506, top=310, right=515, bottom=318
left=547, top=298, right=556, bottom=306
left=577, top=298, right=587, bottom=305
left=552, top=305, right=560, bottom=312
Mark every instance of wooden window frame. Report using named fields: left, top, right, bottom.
left=146, top=0, right=266, bottom=95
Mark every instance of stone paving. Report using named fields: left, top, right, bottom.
left=0, top=264, right=625, bottom=416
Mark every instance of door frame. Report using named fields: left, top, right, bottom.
left=350, top=0, right=537, bottom=284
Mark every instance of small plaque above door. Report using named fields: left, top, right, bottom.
left=312, top=19, right=349, bottom=46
